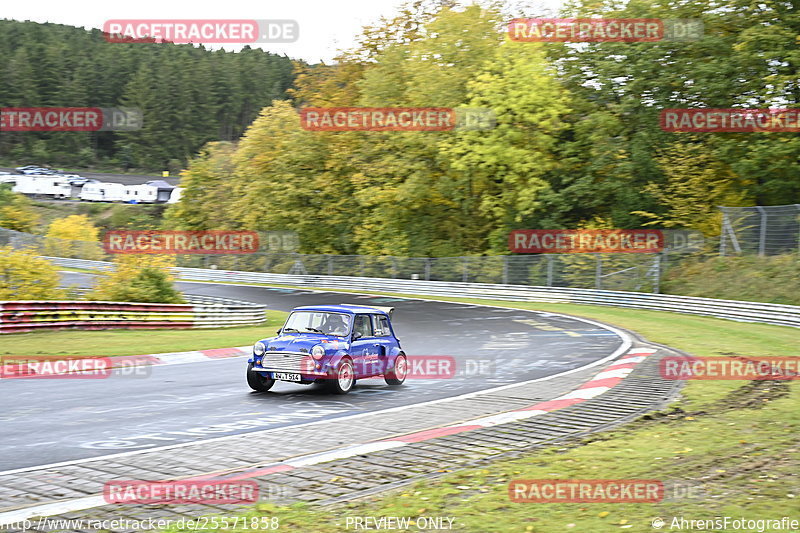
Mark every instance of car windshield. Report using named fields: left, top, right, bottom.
left=283, top=311, right=351, bottom=337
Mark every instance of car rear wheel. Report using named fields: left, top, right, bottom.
left=384, top=353, right=407, bottom=386
left=325, top=358, right=355, bottom=394
left=247, top=363, right=275, bottom=392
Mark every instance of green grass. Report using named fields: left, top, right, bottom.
left=157, top=285, right=799, bottom=533
left=0, top=310, right=288, bottom=357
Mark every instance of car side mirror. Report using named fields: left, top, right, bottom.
left=352, top=331, right=363, bottom=340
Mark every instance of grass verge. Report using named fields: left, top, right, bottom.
left=158, top=285, right=799, bottom=533
left=0, top=310, right=287, bottom=357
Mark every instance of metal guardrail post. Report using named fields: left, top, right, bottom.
left=796, top=205, right=800, bottom=256
left=546, top=255, right=554, bottom=287
left=756, top=206, right=767, bottom=256
left=653, top=254, right=662, bottom=293
left=424, top=258, right=431, bottom=281
left=462, top=257, right=469, bottom=283
left=502, top=255, right=508, bottom=285
left=595, top=254, right=602, bottom=290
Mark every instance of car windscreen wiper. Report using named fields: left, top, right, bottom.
left=282, top=327, right=300, bottom=333
left=303, top=327, right=324, bottom=333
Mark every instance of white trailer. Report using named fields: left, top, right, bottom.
left=167, top=187, right=184, bottom=204
left=12, top=175, right=71, bottom=199
left=122, top=183, right=159, bottom=203
left=79, top=181, right=126, bottom=202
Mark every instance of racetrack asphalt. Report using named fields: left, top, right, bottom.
left=0, top=273, right=624, bottom=470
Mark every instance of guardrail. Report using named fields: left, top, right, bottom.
left=47, top=256, right=800, bottom=328
left=0, top=294, right=267, bottom=334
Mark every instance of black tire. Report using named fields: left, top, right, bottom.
left=247, top=363, right=275, bottom=392
left=324, top=358, right=355, bottom=394
left=384, top=353, right=407, bottom=386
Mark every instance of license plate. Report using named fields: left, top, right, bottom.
left=273, top=372, right=301, bottom=382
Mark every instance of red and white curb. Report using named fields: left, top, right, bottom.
left=208, top=347, right=657, bottom=481
left=0, top=347, right=251, bottom=376
left=112, top=347, right=251, bottom=367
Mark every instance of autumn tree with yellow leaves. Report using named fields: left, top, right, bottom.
left=90, top=254, right=183, bottom=304
left=43, top=214, right=103, bottom=259
left=0, top=246, right=65, bottom=300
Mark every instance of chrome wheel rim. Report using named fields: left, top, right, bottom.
left=395, top=356, right=407, bottom=380
left=338, top=362, right=354, bottom=391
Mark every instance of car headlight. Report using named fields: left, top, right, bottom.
left=311, top=344, right=325, bottom=360
left=253, top=341, right=266, bottom=356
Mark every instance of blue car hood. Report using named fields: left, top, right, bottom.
left=262, top=333, right=348, bottom=352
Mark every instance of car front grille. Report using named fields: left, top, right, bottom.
left=258, top=351, right=310, bottom=373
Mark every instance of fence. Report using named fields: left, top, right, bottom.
left=719, top=204, right=800, bottom=256
left=0, top=294, right=267, bottom=334
left=42, top=257, right=800, bottom=328
left=1, top=228, right=665, bottom=291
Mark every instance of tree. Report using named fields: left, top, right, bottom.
left=43, top=214, right=102, bottom=259
left=631, top=139, right=752, bottom=234
left=0, top=19, right=297, bottom=169
left=90, top=254, right=183, bottom=303
left=0, top=246, right=65, bottom=300
left=442, top=40, right=572, bottom=252
left=0, top=185, right=38, bottom=232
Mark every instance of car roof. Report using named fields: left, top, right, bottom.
left=292, top=304, right=390, bottom=316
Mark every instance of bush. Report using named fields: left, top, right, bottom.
left=0, top=246, right=65, bottom=300
left=663, top=254, right=800, bottom=305
left=90, top=255, right=184, bottom=303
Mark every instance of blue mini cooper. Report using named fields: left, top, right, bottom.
left=247, top=304, right=407, bottom=394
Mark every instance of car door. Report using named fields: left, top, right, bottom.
left=371, top=314, right=397, bottom=373
left=349, top=314, right=380, bottom=377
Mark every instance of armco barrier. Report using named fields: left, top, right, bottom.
left=45, top=256, right=800, bottom=328
left=0, top=294, right=267, bottom=334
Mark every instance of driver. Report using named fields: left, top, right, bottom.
left=325, top=314, right=349, bottom=336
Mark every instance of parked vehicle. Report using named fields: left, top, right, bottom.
left=167, top=187, right=183, bottom=204
left=247, top=305, right=406, bottom=394
left=122, top=183, right=160, bottom=203
left=79, top=181, right=125, bottom=202
left=12, top=175, right=71, bottom=199
left=21, top=167, right=51, bottom=175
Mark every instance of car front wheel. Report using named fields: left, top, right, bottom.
left=384, top=353, right=407, bottom=386
left=247, top=363, right=275, bottom=392
left=325, top=358, right=355, bottom=394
